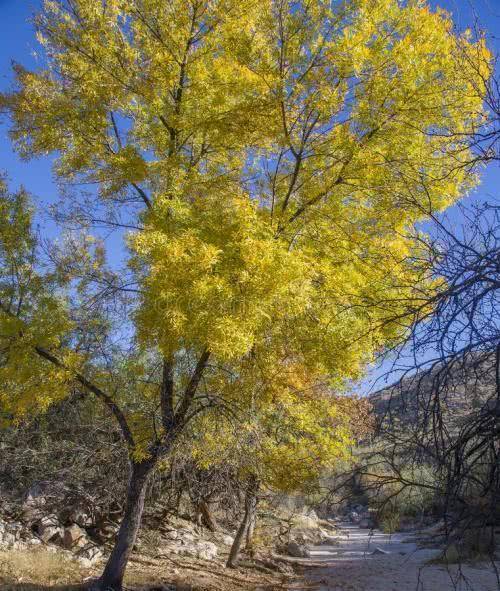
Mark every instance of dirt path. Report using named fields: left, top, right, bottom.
left=291, top=523, right=500, bottom=591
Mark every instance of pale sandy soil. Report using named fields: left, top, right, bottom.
left=291, top=524, right=500, bottom=591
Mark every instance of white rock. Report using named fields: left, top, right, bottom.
left=76, top=545, right=103, bottom=567
left=177, top=541, right=218, bottom=560
left=178, top=529, right=196, bottom=543
left=1, top=532, right=17, bottom=547
left=40, top=525, right=63, bottom=544
left=63, top=524, right=88, bottom=549
left=221, top=534, right=234, bottom=546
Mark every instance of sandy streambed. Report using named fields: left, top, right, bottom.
left=290, top=523, right=500, bottom=591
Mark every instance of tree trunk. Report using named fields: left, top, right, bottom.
left=96, top=460, right=154, bottom=590
left=245, top=507, right=257, bottom=554
left=199, top=499, right=217, bottom=532
left=227, top=478, right=258, bottom=568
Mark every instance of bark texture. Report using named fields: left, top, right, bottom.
left=245, top=508, right=256, bottom=554
left=227, top=477, right=259, bottom=568
left=97, top=460, right=154, bottom=590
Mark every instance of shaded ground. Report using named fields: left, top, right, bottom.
left=292, top=524, right=500, bottom=591
left=3, top=525, right=500, bottom=590
left=123, top=550, right=292, bottom=590
left=0, top=545, right=292, bottom=591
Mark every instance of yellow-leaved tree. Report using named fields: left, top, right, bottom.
left=0, top=0, right=490, bottom=588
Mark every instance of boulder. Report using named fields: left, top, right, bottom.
left=286, top=541, right=311, bottom=558
left=221, top=534, right=234, bottom=546
left=21, top=506, right=44, bottom=525
left=177, top=528, right=196, bottom=543
left=76, top=544, right=103, bottom=567
left=1, top=531, right=17, bottom=547
left=37, top=515, right=63, bottom=544
left=0, top=520, right=24, bottom=547
left=175, top=540, right=218, bottom=560
left=63, top=524, right=88, bottom=549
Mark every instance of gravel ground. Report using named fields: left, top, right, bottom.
left=291, top=523, right=500, bottom=591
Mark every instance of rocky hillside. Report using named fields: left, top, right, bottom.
left=369, top=352, right=498, bottom=427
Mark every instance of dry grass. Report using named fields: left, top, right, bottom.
left=0, top=545, right=296, bottom=591
left=0, top=547, right=89, bottom=590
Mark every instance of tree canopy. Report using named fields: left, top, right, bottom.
left=1, top=0, right=489, bottom=427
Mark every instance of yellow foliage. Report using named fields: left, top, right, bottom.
left=0, top=181, right=78, bottom=423
left=131, top=193, right=310, bottom=359
left=0, top=0, right=491, bottom=453
left=188, top=364, right=369, bottom=493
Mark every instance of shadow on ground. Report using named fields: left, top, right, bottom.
left=0, top=586, right=179, bottom=591
left=0, top=586, right=85, bottom=591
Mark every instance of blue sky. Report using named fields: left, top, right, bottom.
left=1, top=0, right=499, bottom=220
left=0, top=0, right=499, bottom=393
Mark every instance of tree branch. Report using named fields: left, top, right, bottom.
left=34, top=345, right=136, bottom=449
left=0, top=297, right=136, bottom=450
left=131, top=182, right=152, bottom=210
left=160, top=356, right=175, bottom=434
left=174, top=348, right=210, bottom=426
